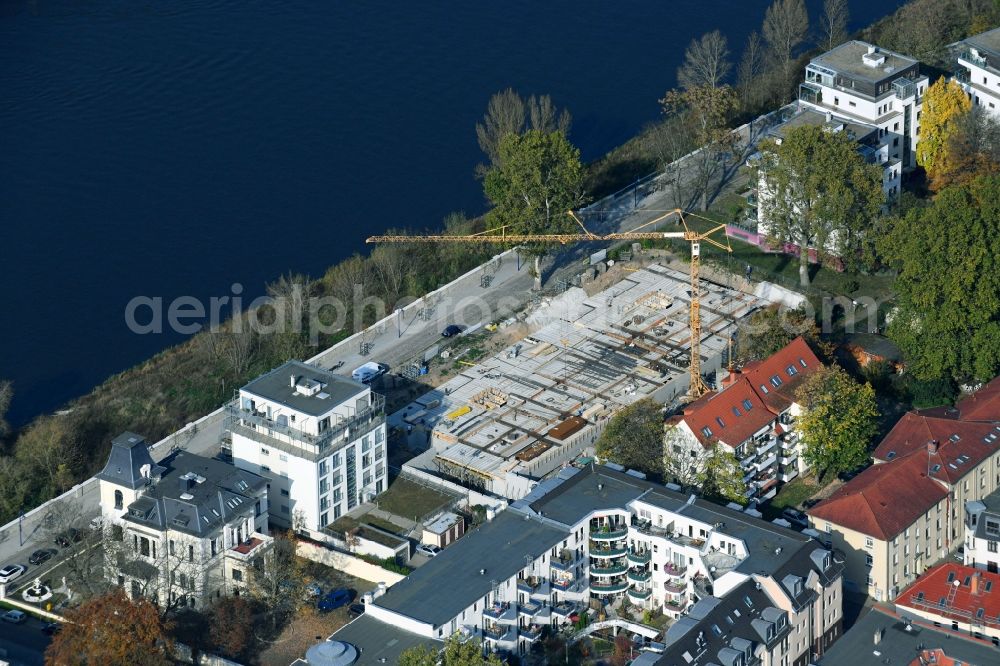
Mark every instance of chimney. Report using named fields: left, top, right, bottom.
left=868, top=45, right=876, bottom=55
left=874, top=627, right=884, bottom=645
left=290, top=374, right=297, bottom=388
left=928, top=440, right=939, bottom=455
left=825, top=111, right=832, bottom=123
left=972, top=572, right=979, bottom=595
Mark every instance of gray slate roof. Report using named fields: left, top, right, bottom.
left=96, top=432, right=165, bottom=490
left=241, top=360, right=366, bottom=417
left=817, top=607, right=1000, bottom=665
left=325, top=614, right=440, bottom=665
left=121, top=450, right=267, bottom=538
left=371, top=509, right=569, bottom=627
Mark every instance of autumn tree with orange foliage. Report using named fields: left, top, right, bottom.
left=44, top=589, right=173, bottom=666
left=916, top=78, right=972, bottom=187
left=929, top=107, right=1000, bottom=191
left=210, top=596, right=255, bottom=660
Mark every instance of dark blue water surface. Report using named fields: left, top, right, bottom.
left=1, top=0, right=904, bottom=425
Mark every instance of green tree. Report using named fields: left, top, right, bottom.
left=661, top=84, right=739, bottom=210
left=881, top=175, right=1000, bottom=382
left=399, top=634, right=504, bottom=666
left=929, top=106, right=1000, bottom=191
left=596, top=398, right=664, bottom=477
left=699, top=444, right=748, bottom=505
left=0, top=379, right=12, bottom=439
left=735, top=305, right=827, bottom=364
left=758, top=125, right=884, bottom=286
left=483, top=129, right=586, bottom=289
left=794, top=366, right=878, bottom=480
left=476, top=89, right=571, bottom=175
left=916, top=78, right=972, bottom=185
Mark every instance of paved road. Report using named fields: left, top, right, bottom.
left=0, top=614, right=52, bottom=666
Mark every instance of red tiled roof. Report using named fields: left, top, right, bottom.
left=676, top=337, right=822, bottom=449
left=897, top=563, right=1000, bottom=629
left=741, top=337, right=822, bottom=413
left=956, top=376, right=1000, bottom=422
left=873, top=412, right=1000, bottom=485
left=678, top=376, right=773, bottom=448
left=232, top=536, right=264, bottom=555
left=807, top=452, right=948, bottom=540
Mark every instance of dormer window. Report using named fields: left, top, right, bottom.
left=785, top=365, right=798, bottom=377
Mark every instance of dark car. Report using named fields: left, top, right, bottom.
left=55, top=528, right=81, bottom=548
left=29, top=549, right=52, bottom=566
left=782, top=508, right=809, bottom=529
left=347, top=603, right=366, bottom=619
left=441, top=325, right=463, bottom=338
left=838, top=467, right=864, bottom=482
left=317, top=588, right=353, bottom=613
left=41, top=621, right=61, bottom=635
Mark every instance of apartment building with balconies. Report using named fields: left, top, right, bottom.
left=96, top=432, right=272, bottom=609
left=964, top=487, right=1000, bottom=573
left=337, top=464, right=844, bottom=661
left=798, top=41, right=927, bottom=173
left=808, top=376, right=1000, bottom=601
left=665, top=337, right=821, bottom=504
left=951, top=27, right=1000, bottom=114
left=226, top=360, right=386, bottom=539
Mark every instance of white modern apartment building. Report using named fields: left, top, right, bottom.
left=97, top=432, right=272, bottom=609
left=336, top=465, right=844, bottom=662
left=952, top=27, right=1000, bottom=114
left=226, top=360, right=387, bottom=539
left=798, top=41, right=928, bottom=181
left=965, top=488, right=1000, bottom=573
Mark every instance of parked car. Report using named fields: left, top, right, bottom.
left=416, top=544, right=441, bottom=558
left=347, top=603, right=366, bottom=619
left=317, top=588, right=354, bottom=613
left=782, top=509, right=810, bottom=529
left=55, top=528, right=81, bottom=548
left=29, top=549, right=52, bottom=566
left=351, top=362, right=389, bottom=384
left=2, top=610, right=27, bottom=624
left=441, top=324, right=463, bottom=338
left=954, top=546, right=965, bottom=562
left=41, top=621, right=61, bottom=635
left=838, top=467, right=865, bottom=482
left=0, top=564, right=26, bottom=584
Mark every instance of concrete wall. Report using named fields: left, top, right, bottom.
left=296, top=540, right=406, bottom=586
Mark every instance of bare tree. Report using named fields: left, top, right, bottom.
left=647, top=117, right=697, bottom=208
left=369, top=243, right=414, bottom=308
left=322, top=253, right=370, bottom=309
left=247, top=531, right=305, bottom=631
left=476, top=88, right=526, bottom=170
left=0, top=380, right=12, bottom=438
left=818, top=0, right=850, bottom=51
left=763, top=0, right=809, bottom=91
left=737, top=31, right=766, bottom=112
left=219, top=324, right=256, bottom=379
left=677, top=30, right=733, bottom=90
left=526, top=94, right=572, bottom=135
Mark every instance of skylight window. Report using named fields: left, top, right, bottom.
left=701, top=427, right=713, bottom=438
left=744, top=596, right=753, bottom=608
left=932, top=464, right=941, bottom=473
left=770, top=375, right=783, bottom=388
left=887, top=451, right=896, bottom=459
left=950, top=434, right=961, bottom=442
left=798, top=358, right=807, bottom=368
left=786, top=365, right=798, bottom=377
left=916, top=592, right=925, bottom=601
left=716, top=417, right=726, bottom=428
left=760, top=384, right=770, bottom=394
left=732, top=406, right=743, bottom=417
left=986, top=581, right=993, bottom=592
left=939, top=597, right=947, bottom=607
left=977, top=608, right=985, bottom=619
left=743, top=399, right=753, bottom=411
left=948, top=571, right=956, bottom=582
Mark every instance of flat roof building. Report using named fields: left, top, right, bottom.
left=952, top=27, right=1000, bottom=115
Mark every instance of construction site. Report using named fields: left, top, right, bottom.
left=390, top=263, right=766, bottom=500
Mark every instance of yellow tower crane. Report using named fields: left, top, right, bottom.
left=366, top=209, right=732, bottom=398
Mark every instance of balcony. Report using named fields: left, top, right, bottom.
left=226, top=395, right=386, bottom=462
left=591, top=580, right=629, bottom=595
left=665, top=598, right=689, bottom=613
left=590, top=527, right=628, bottom=541
left=630, top=519, right=675, bottom=541
left=517, top=578, right=548, bottom=596
left=799, top=82, right=822, bottom=105
left=518, top=600, right=543, bottom=617
left=664, top=580, right=687, bottom=595
left=664, top=563, right=687, bottom=578
left=959, top=48, right=988, bottom=69
left=484, top=603, right=515, bottom=622
left=627, top=549, right=651, bottom=565
left=627, top=587, right=652, bottom=602
left=590, top=547, right=627, bottom=559
left=483, top=624, right=516, bottom=643
left=627, top=569, right=651, bottom=583
left=551, top=602, right=579, bottom=618
left=756, top=454, right=778, bottom=471
left=591, top=563, right=628, bottom=576
left=225, top=532, right=273, bottom=563
left=757, top=439, right=778, bottom=457
left=521, top=624, right=544, bottom=642
left=550, top=554, right=577, bottom=572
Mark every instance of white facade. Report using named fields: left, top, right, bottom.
left=228, top=361, right=387, bottom=539
left=964, top=497, right=1000, bottom=573
left=798, top=41, right=927, bottom=180
left=953, top=28, right=1000, bottom=115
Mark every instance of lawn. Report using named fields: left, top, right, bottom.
left=374, top=477, right=457, bottom=523
left=764, top=476, right=824, bottom=519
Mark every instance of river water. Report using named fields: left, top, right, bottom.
left=0, top=0, right=903, bottom=425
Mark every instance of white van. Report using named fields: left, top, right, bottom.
left=352, top=362, right=388, bottom=384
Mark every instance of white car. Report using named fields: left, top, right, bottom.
left=0, top=564, right=25, bottom=584
left=416, top=544, right=441, bottom=558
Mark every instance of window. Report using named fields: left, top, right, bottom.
left=114, top=490, right=123, bottom=510
left=320, top=479, right=329, bottom=494
left=211, top=539, right=217, bottom=557
left=332, top=453, right=341, bottom=468
left=320, top=512, right=329, bottom=528
left=334, top=505, right=342, bottom=520
left=865, top=537, right=874, bottom=548
left=849, top=100, right=856, bottom=107
left=834, top=97, right=839, bottom=106
left=701, top=427, right=713, bottom=438
left=280, top=488, right=289, bottom=497
left=261, top=447, right=269, bottom=456
left=785, top=365, right=797, bottom=377
left=760, top=384, right=770, bottom=394
left=169, top=540, right=175, bottom=556
left=743, top=399, right=753, bottom=411
left=188, top=545, right=194, bottom=562
left=179, top=573, right=187, bottom=589
left=715, top=417, right=726, bottom=428
left=770, top=375, right=783, bottom=387
left=139, top=537, right=150, bottom=557
left=319, top=460, right=328, bottom=476
left=278, top=454, right=288, bottom=462
left=989, top=541, right=998, bottom=553
left=281, top=504, right=290, bottom=514
left=232, top=569, right=243, bottom=582
left=320, top=496, right=329, bottom=511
